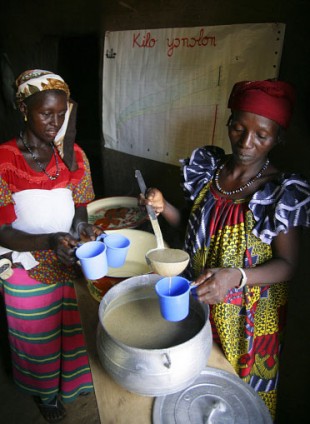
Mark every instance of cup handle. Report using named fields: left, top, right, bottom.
left=190, top=283, right=198, bottom=299
left=96, top=233, right=107, bottom=242
left=74, top=242, right=83, bottom=250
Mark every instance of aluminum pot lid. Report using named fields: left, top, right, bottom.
left=153, top=367, right=273, bottom=424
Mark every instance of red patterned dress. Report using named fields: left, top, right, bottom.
left=181, top=146, right=310, bottom=419
left=0, top=138, right=95, bottom=404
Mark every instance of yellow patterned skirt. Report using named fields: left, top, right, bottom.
left=185, top=189, right=288, bottom=420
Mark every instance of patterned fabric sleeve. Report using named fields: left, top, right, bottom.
left=70, top=146, right=95, bottom=205
left=249, top=173, right=310, bottom=244
left=0, top=175, right=13, bottom=208
left=180, top=145, right=225, bottom=201
left=0, top=176, right=17, bottom=225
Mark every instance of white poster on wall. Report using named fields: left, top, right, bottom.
left=102, top=23, right=285, bottom=166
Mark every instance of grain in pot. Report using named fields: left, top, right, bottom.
left=147, top=248, right=189, bottom=263
left=103, top=297, right=203, bottom=349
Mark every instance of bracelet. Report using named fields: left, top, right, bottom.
left=236, top=267, right=247, bottom=289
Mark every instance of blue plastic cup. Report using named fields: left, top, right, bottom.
left=97, top=233, right=131, bottom=268
left=76, top=241, right=108, bottom=280
left=155, top=276, right=190, bottom=322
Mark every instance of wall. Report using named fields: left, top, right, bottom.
left=1, top=1, right=310, bottom=198
left=0, top=1, right=309, bottom=422
left=99, top=0, right=310, bottom=202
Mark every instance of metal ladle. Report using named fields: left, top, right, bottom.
left=135, top=170, right=189, bottom=277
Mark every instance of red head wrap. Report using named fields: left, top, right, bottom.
left=228, top=80, right=296, bottom=129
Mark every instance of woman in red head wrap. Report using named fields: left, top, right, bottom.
left=228, top=79, right=296, bottom=129
left=140, top=79, right=310, bottom=421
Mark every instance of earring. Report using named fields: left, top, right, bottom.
left=24, top=116, right=27, bottom=122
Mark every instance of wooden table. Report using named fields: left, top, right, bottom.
left=74, top=277, right=236, bottom=424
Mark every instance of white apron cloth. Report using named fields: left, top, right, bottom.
left=0, top=188, right=75, bottom=269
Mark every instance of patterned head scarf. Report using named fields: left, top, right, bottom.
left=228, top=79, right=296, bottom=129
left=15, top=69, right=77, bottom=170
left=16, top=69, right=70, bottom=103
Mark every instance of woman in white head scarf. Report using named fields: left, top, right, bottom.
left=0, top=69, right=102, bottom=422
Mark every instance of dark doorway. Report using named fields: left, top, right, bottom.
left=58, top=34, right=104, bottom=198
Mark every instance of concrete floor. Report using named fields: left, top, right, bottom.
left=0, top=301, right=100, bottom=424
left=0, top=369, right=100, bottom=424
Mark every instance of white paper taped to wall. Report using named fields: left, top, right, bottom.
left=102, top=23, right=285, bottom=165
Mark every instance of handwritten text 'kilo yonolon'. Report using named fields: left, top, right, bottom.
left=132, top=28, right=216, bottom=57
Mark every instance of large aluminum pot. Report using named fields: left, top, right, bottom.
left=96, top=274, right=212, bottom=396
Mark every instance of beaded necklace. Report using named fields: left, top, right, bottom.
left=20, top=132, right=60, bottom=181
left=214, top=158, right=270, bottom=196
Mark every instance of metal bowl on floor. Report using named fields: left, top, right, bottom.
left=153, top=367, right=273, bottom=423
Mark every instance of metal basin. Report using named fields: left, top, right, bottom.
left=96, top=274, right=212, bottom=396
